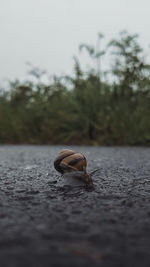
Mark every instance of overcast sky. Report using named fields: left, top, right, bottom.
left=0, top=0, right=150, bottom=84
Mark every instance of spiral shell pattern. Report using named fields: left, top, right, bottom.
left=54, top=149, right=87, bottom=174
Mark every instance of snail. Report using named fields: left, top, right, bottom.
left=54, top=149, right=100, bottom=184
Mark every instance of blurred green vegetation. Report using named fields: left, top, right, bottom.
left=0, top=31, right=150, bottom=145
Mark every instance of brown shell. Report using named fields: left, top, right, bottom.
left=54, top=149, right=87, bottom=174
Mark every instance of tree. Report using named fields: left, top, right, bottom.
left=79, top=32, right=105, bottom=83
left=108, top=30, right=150, bottom=97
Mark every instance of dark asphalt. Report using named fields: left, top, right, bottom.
left=0, top=145, right=150, bottom=267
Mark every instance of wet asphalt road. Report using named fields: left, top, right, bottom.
left=0, top=145, right=150, bottom=267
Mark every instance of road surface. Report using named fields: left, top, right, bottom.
left=0, top=145, right=150, bottom=267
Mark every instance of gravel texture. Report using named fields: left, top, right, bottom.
left=0, top=145, right=150, bottom=267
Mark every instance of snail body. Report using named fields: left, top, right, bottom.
left=54, top=149, right=93, bottom=184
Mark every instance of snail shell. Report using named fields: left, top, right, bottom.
left=54, top=149, right=93, bottom=184
left=54, top=149, right=87, bottom=174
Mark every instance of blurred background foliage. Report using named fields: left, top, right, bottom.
left=0, top=31, right=150, bottom=145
